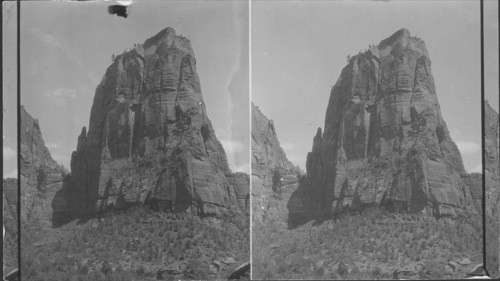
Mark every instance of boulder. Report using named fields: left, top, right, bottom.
left=459, top=258, right=472, bottom=266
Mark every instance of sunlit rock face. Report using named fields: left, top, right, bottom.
left=67, top=27, right=247, bottom=218
left=291, top=29, right=478, bottom=223
left=251, top=103, right=302, bottom=222
left=20, top=107, right=68, bottom=228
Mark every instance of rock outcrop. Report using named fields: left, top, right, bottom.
left=65, top=27, right=247, bottom=218
left=484, top=101, right=499, bottom=277
left=290, top=29, right=478, bottom=225
left=251, top=103, right=302, bottom=222
left=20, top=106, right=68, bottom=228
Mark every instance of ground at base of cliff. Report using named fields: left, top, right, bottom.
left=21, top=207, right=249, bottom=281
left=253, top=207, right=482, bottom=280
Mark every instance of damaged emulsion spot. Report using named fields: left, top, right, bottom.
left=108, top=5, right=128, bottom=18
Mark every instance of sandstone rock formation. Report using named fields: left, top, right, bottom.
left=484, top=101, right=499, bottom=277
left=65, top=27, right=247, bottom=218
left=20, top=106, right=68, bottom=228
left=290, top=29, right=478, bottom=225
left=251, top=103, right=302, bottom=222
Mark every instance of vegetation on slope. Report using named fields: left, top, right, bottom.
left=253, top=207, right=482, bottom=280
left=21, top=207, right=249, bottom=281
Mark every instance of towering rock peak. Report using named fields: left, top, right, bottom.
left=21, top=106, right=64, bottom=173
left=291, top=29, right=477, bottom=224
left=485, top=101, right=499, bottom=176
left=20, top=107, right=68, bottom=229
left=251, top=103, right=297, bottom=176
left=67, top=28, right=246, bottom=219
left=484, top=101, right=499, bottom=277
left=251, top=103, right=302, bottom=222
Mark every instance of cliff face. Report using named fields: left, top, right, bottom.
left=252, top=103, right=296, bottom=178
left=485, top=101, right=499, bottom=216
left=252, top=103, right=301, bottom=222
left=67, top=27, right=247, bottom=218
left=20, top=107, right=68, bottom=228
left=485, top=101, right=499, bottom=277
left=291, top=29, right=477, bottom=223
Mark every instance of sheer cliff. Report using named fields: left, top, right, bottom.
left=20, top=106, right=68, bottom=228
left=290, top=29, right=478, bottom=224
left=485, top=101, right=499, bottom=277
left=66, top=27, right=247, bottom=218
left=252, top=103, right=302, bottom=222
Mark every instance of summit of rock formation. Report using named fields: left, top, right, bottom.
left=65, top=27, right=248, bottom=219
left=252, top=103, right=297, bottom=177
left=20, top=106, right=68, bottom=228
left=289, top=29, right=478, bottom=225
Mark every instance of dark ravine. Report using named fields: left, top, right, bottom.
left=63, top=27, right=248, bottom=220
left=289, top=29, right=479, bottom=226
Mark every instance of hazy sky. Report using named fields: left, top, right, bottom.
left=4, top=0, right=249, bottom=177
left=3, top=2, right=17, bottom=178
left=485, top=0, right=499, bottom=111
left=252, top=0, right=492, bottom=173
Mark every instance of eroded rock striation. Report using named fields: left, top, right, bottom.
left=66, top=27, right=247, bottom=218
left=20, top=106, right=68, bottom=228
left=484, top=101, right=499, bottom=277
left=252, top=103, right=302, bottom=222
left=290, top=29, right=478, bottom=224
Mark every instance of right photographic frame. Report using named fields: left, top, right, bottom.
left=251, top=0, right=498, bottom=279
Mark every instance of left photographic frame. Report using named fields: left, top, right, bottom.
left=15, top=1, right=250, bottom=280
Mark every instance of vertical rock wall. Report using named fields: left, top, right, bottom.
left=292, top=29, right=478, bottom=223
left=67, top=28, right=247, bottom=218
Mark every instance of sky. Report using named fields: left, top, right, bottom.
left=3, top=1, right=17, bottom=179
left=252, top=0, right=495, bottom=173
left=3, top=0, right=249, bottom=178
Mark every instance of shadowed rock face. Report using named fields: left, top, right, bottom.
left=20, top=107, right=68, bottom=228
left=67, top=27, right=246, bottom=218
left=484, top=101, right=499, bottom=277
left=291, top=29, right=478, bottom=224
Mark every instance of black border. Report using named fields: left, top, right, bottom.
left=17, top=0, right=21, bottom=280
left=0, top=1, right=3, bottom=277
left=480, top=0, right=487, bottom=276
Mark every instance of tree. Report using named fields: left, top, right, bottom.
left=111, top=54, right=116, bottom=62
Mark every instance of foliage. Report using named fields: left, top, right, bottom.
left=22, top=207, right=249, bottom=280
left=253, top=207, right=482, bottom=280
